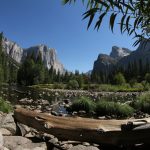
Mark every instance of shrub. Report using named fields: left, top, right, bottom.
left=129, top=78, right=137, bottom=87
left=133, top=92, right=150, bottom=114
left=67, top=79, right=79, bottom=89
left=145, top=73, right=150, bottom=83
left=70, top=96, right=95, bottom=113
left=114, top=72, right=126, bottom=85
left=95, top=101, right=134, bottom=118
left=0, top=97, right=13, bottom=113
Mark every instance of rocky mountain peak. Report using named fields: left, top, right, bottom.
left=97, top=54, right=116, bottom=65
left=110, top=46, right=131, bottom=59
left=2, top=36, right=23, bottom=63
left=1, top=34, right=65, bottom=74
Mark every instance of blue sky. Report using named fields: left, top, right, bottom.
left=0, top=0, right=136, bottom=73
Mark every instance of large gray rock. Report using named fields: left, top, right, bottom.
left=0, top=113, right=16, bottom=135
left=0, top=132, right=3, bottom=146
left=3, top=136, right=47, bottom=150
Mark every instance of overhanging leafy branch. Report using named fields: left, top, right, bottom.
left=63, top=0, right=150, bottom=46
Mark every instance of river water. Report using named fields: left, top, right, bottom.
left=0, top=84, right=57, bottom=105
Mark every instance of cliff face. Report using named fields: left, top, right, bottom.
left=110, top=46, right=131, bottom=60
left=2, top=36, right=65, bottom=74
left=92, top=40, right=150, bottom=76
left=92, top=46, right=131, bottom=75
left=23, top=45, right=64, bottom=74
left=2, top=37, right=23, bottom=63
left=93, top=54, right=116, bottom=74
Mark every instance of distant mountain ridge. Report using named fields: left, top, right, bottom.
left=92, top=46, right=132, bottom=75
left=2, top=35, right=65, bottom=74
left=92, top=40, right=150, bottom=82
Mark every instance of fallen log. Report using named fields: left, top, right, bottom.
left=14, top=108, right=150, bottom=145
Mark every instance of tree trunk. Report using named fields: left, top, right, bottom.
left=14, top=108, right=150, bottom=145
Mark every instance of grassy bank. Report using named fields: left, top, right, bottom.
left=31, top=83, right=147, bottom=92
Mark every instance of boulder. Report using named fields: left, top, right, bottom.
left=3, top=136, right=47, bottom=150
left=0, top=132, right=3, bottom=146
left=1, top=113, right=16, bottom=135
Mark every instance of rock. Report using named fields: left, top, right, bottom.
left=98, top=116, right=106, bottom=120
left=0, top=132, right=3, bottom=146
left=82, top=142, right=90, bottom=146
left=49, top=138, right=59, bottom=144
left=43, top=133, right=54, bottom=141
left=61, top=144, right=73, bottom=149
left=69, top=145, right=100, bottom=150
left=51, top=111, right=58, bottom=116
left=85, top=146, right=100, bottom=150
left=0, top=128, right=12, bottom=136
left=110, top=46, right=131, bottom=59
left=78, top=111, right=86, bottom=115
left=3, top=136, right=47, bottom=150
left=3, top=136, right=31, bottom=149
left=68, top=145, right=86, bottom=150
left=1, top=113, right=16, bottom=135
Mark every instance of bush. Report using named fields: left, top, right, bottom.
left=114, top=72, right=126, bottom=85
left=67, top=79, right=79, bottom=89
left=145, top=73, right=150, bottom=83
left=129, top=78, right=137, bottom=87
left=95, top=101, right=134, bottom=118
left=70, top=96, right=95, bottom=113
left=133, top=92, right=150, bottom=114
left=0, top=97, right=13, bottom=113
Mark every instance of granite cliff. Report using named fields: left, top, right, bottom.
left=92, top=40, right=150, bottom=77
left=2, top=35, right=65, bottom=74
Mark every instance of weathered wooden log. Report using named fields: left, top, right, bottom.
left=14, top=108, right=150, bottom=145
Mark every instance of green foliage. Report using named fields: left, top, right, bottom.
left=63, top=0, right=150, bottom=46
left=0, top=97, right=13, bottom=113
left=129, top=78, right=137, bottom=87
left=17, top=52, right=45, bottom=85
left=133, top=92, right=150, bottom=114
left=53, top=83, right=65, bottom=89
left=114, top=72, right=126, bottom=85
left=145, top=73, right=150, bottom=83
left=70, top=96, right=95, bottom=113
left=67, top=79, right=79, bottom=89
left=95, top=101, right=134, bottom=118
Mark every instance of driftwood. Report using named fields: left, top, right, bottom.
left=14, top=108, right=150, bottom=145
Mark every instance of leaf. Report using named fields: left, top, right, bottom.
left=129, top=29, right=135, bottom=36
left=110, top=13, right=117, bottom=32
left=94, top=0, right=109, bottom=8
left=87, top=14, right=94, bottom=29
left=94, top=12, right=106, bottom=30
left=134, top=17, right=140, bottom=30
left=126, top=16, right=131, bottom=32
left=120, top=15, right=126, bottom=33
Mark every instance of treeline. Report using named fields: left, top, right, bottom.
left=17, top=53, right=90, bottom=87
